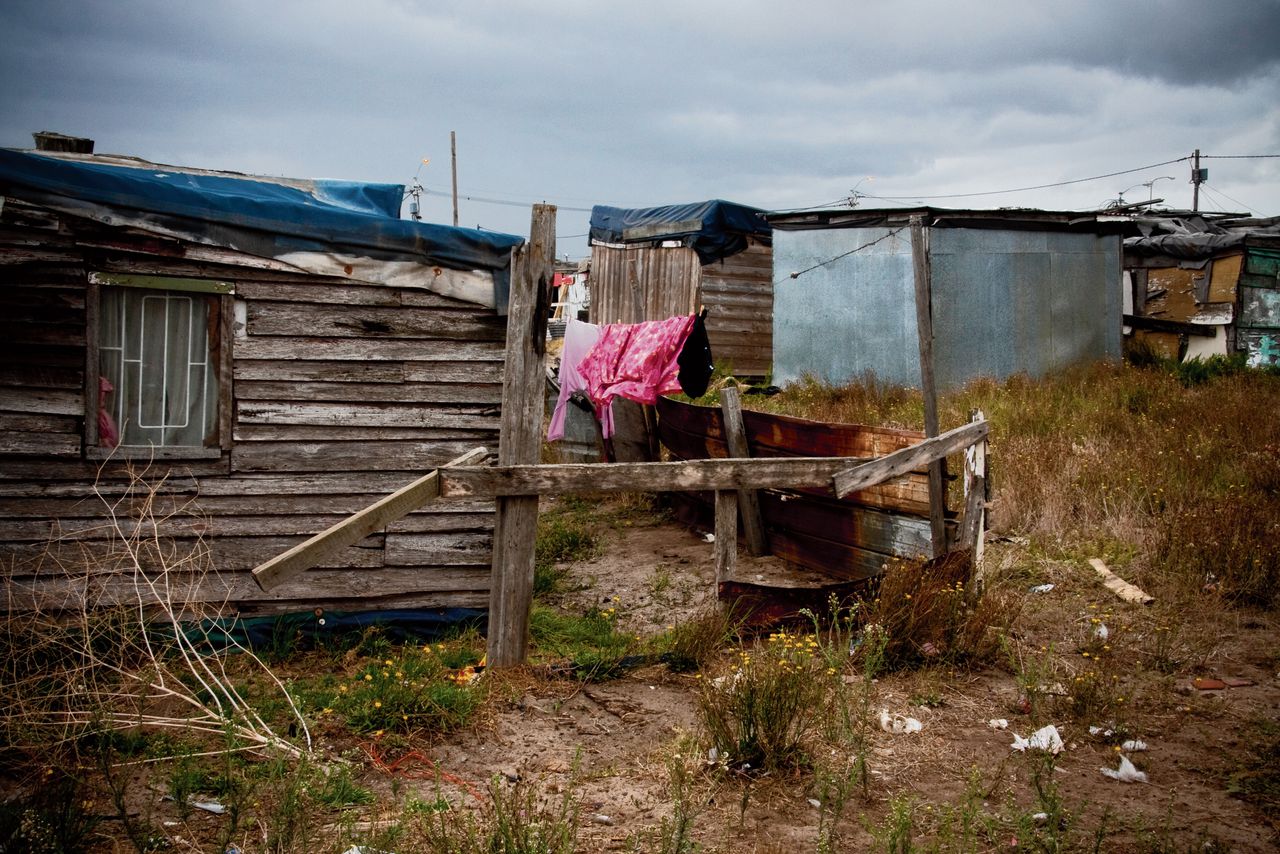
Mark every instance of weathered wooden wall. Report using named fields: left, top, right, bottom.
left=697, top=238, right=773, bottom=378
left=656, top=397, right=942, bottom=582
left=590, top=244, right=700, bottom=326
left=589, top=239, right=773, bottom=379
left=0, top=200, right=504, bottom=615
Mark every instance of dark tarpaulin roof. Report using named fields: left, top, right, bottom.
left=0, top=149, right=523, bottom=274
left=590, top=199, right=771, bottom=264
left=1123, top=213, right=1280, bottom=261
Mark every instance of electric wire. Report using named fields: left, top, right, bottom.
left=1199, top=184, right=1255, bottom=215
left=862, top=156, right=1193, bottom=201
left=421, top=187, right=594, bottom=212
left=773, top=225, right=909, bottom=285
left=1201, top=154, right=1280, bottom=159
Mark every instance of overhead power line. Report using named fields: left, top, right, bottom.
left=865, top=156, right=1194, bottom=201
left=1201, top=153, right=1280, bottom=159
left=422, top=186, right=595, bottom=213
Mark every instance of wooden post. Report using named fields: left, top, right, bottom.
left=487, top=204, right=554, bottom=667
left=719, top=387, right=767, bottom=556
left=450, top=131, right=459, bottom=228
left=910, top=214, right=947, bottom=555
left=960, top=410, right=988, bottom=589
left=714, top=489, right=737, bottom=589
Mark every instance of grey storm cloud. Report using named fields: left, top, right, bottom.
left=1, top=0, right=1278, bottom=250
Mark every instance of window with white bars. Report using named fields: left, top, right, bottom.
left=97, top=285, right=221, bottom=448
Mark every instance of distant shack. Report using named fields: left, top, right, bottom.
left=767, top=207, right=1125, bottom=390
left=588, top=200, right=773, bottom=378
left=1122, top=212, right=1280, bottom=366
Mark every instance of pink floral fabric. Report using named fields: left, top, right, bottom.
left=577, top=314, right=696, bottom=437
left=547, top=319, right=614, bottom=441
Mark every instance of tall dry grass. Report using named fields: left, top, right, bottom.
left=749, top=359, right=1280, bottom=605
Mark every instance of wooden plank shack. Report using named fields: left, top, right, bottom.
left=0, top=157, right=520, bottom=617
left=656, top=396, right=950, bottom=582
left=589, top=200, right=773, bottom=379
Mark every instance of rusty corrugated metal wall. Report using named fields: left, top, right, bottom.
left=589, top=238, right=774, bottom=378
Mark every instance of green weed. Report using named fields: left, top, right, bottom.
left=696, top=628, right=834, bottom=773
left=530, top=603, right=636, bottom=680
left=311, top=642, right=484, bottom=735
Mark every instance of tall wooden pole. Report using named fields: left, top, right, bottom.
left=487, top=204, right=554, bottom=666
left=451, top=131, right=459, bottom=227
left=910, top=214, right=947, bottom=555
left=1191, top=147, right=1201, bottom=213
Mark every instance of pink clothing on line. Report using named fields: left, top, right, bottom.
left=547, top=319, right=614, bottom=441
left=577, top=314, right=696, bottom=437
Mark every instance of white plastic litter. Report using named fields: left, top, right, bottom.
left=879, top=710, right=924, bottom=734
left=1121, top=739, right=1148, bottom=752
left=1100, top=755, right=1148, bottom=783
left=191, top=800, right=226, bottom=815
left=988, top=718, right=1009, bottom=730
left=702, top=532, right=715, bottom=543
left=1011, top=725, right=1064, bottom=754
left=1093, top=623, right=1110, bottom=640
left=1029, top=583, right=1055, bottom=594
left=807, top=798, right=822, bottom=809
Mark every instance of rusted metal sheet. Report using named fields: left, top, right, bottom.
left=656, top=396, right=938, bottom=581
left=1208, top=254, right=1243, bottom=304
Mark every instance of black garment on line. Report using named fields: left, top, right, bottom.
left=677, top=309, right=714, bottom=397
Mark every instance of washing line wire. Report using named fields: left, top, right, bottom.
left=774, top=226, right=909, bottom=285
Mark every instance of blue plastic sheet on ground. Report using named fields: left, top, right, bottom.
left=192, top=608, right=487, bottom=653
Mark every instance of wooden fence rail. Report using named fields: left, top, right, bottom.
left=250, top=207, right=992, bottom=667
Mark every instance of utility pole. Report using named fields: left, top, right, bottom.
left=1191, top=148, right=1203, bottom=212
left=451, top=131, right=459, bottom=227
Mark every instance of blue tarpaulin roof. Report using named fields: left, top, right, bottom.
left=0, top=149, right=523, bottom=275
left=590, top=199, right=770, bottom=264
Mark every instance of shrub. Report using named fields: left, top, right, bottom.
left=325, top=645, right=483, bottom=735
left=856, top=553, right=1016, bottom=670
left=696, top=629, right=834, bottom=773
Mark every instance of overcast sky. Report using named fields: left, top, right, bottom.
left=3, top=0, right=1278, bottom=258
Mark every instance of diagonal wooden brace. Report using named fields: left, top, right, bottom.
left=252, top=447, right=489, bottom=591
left=831, top=420, right=988, bottom=500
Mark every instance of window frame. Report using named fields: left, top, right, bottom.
left=84, top=273, right=234, bottom=460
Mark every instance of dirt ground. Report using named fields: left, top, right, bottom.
left=363, top=511, right=1280, bottom=852
left=14, top=506, right=1276, bottom=852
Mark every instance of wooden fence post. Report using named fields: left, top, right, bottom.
left=719, top=387, right=768, bottom=556
left=714, top=489, right=738, bottom=589
left=910, top=214, right=948, bottom=556
left=961, top=409, right=988, bottom=589
left=487, top=204, right=554, bottom=667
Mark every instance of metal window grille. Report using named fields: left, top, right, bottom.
left=99, top=287, right=218, bottom=447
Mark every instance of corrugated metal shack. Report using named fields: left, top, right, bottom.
left=0, top=140, right=524, bottom=616
left=588, top=200, right=773, bottom=378
left=1122, top=213, right=1280, bottom=365
left=768, top=207, right=1124, bottom=389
